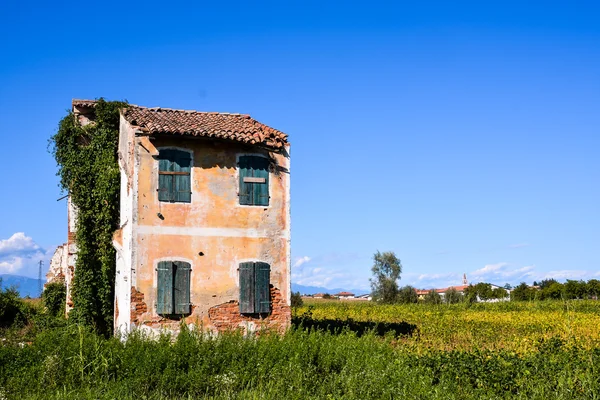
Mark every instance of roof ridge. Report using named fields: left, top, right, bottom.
left=120, top=102, right=288, bottom=149
left=72, top=100, right=252, bottom=119
left=131, top=104, right=250, bottom=117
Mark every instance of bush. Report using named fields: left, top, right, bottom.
left=423, top=289, right=442, bottom=304
left=290, top=291, right=303, bottom=308
left=511, top=282, right=536, bottom=301
left=397, top=285, right=418, bottom=304
left=444, top=287, right=463, bottom=304
left=0, top=280, right=27, bottom=328
left=43, top=281, right=67, bottom=317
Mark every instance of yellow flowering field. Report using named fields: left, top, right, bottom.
left=295, top=300, right=600, bottom=353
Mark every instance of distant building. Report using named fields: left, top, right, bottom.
left=335, top=291, right=355, bottom=299
left=416, top=285, right=469, bottom=300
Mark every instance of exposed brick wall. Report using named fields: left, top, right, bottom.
left=208, top=286, right=291, bottom=334
left=131, top=286, right=290, bottom=335
left=131, top=286, right=148, bottom=324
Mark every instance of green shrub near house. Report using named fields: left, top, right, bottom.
left=42, top=281, right=67, bottom=317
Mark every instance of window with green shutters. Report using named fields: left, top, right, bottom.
left=158, top=149, right=192, bottom=203
left=156, top=261, right=191, bottom=315
left=239, top=261, right=271, bottom=314
left=238, top=155, right=269, bottom=206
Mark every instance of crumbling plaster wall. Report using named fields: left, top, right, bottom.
left=119, top=127, right=291, bottom=335
left=113, top=116, right=138, bottom=333
left=47, top=195, right=78, bottom=316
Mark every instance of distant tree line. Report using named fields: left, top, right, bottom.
left=511, top=279, right=600, bottom=301
left=369, top=251, right=600, bottom=305
left=369, top=251, right=466, bottom=305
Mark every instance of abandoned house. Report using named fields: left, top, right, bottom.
left=48, top=99, right=291, bottom=335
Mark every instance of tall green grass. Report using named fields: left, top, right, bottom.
left=1, top=323, right=599, bottom=399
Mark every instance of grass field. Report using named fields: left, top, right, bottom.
left=1, top=300, right=599, bottom=399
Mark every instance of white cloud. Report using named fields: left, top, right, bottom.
left=473, top=262, right=508, bottom=276
left=0, top=232, right=40, bottom=257
left=539, top=270, right=590, bottom=280
left=291, top=253, right=371, bottom=290
left=401, top=272, right=462, bottom=289
left=0, top=232, right=54, bottom=277
left=502, top=265, right=534, bottom=278
left=293, top=256, right=311, bottom=269
left=0, top=257, right=24, bottom=274
left=468, top=262, right=600, bottom=286
left=471, top=262, right=538, bottom=284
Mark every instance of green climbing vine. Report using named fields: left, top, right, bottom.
left=50, top=98, right=127, bottom=335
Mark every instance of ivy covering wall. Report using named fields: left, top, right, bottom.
left=50, top=99, right=126, bottom=335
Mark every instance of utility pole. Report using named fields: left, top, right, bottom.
left=38, top=260, right=43, bottom=298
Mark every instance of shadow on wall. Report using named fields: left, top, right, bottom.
left=151, top=139, right=290, bottom=176
left=292, top=312, right=418, bottom=338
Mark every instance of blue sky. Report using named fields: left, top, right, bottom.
left=1, top=1, right=599, bottom=290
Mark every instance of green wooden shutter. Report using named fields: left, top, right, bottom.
left=239, top=262, right=255, bottom=313
left=238, top=157, right=252, bottom=205
left=252, top=157, right=269, bottom=206
left=255, top=262, right=271, bottom=313
left=173, top=261, right=191, bottom=314
left=174, top=153, right=191, bottom=203
left=157, top=261, right=174, bottom=314
left=158, top=156, right=173, bottom=202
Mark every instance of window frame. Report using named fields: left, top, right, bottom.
left=156, top=147, right=193, bottom=204
left=237, top=153, right=271, bottom=207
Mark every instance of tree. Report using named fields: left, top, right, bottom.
left=539, top=279, right=559, bottom=289
left=370, top=251, right=402, bottom=303
left=586, top=279, right=600, bottom=299
left=424, top=289, right=442, bottom=304
left=444, top=287, right=463, bottom=304
left=464, top=283, right=493, bottom=303
left=290, top=291, right=304, bottom=308
left=475, top=283, right=493, bottom=301
left=464, top=285, right=478, bottom=303
left=43, top=281, right=67, bottom=317
left=564, top=280, right=586, bottom=300
left=492, top=287, right=508, bottom=300
left=511, top=282, right=535, bottom=301
left=0, top=279, right=28, bottom=328
left=397, top=285, right=418, bottom=304
left=542, top=282, right=564, bottom=300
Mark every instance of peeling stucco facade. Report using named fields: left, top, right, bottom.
left=112, top=112, right=291, bottom=335
left=47, top=196, right=77, bottom=316
left=51, top=100, right=291, bottom=335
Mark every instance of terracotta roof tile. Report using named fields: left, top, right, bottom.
left=72, top=99, right=98, bottom=108
left=72, top=99, right=288, bottom=149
